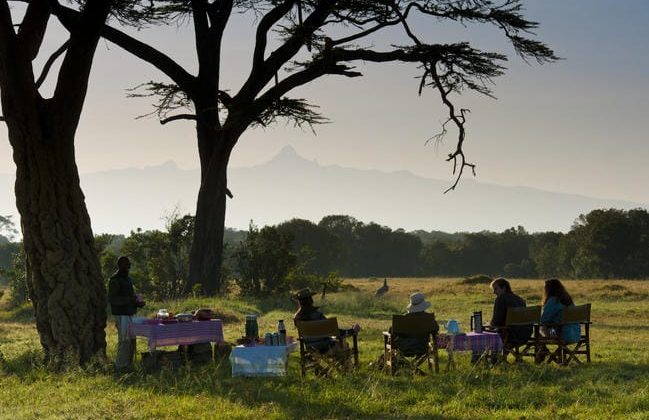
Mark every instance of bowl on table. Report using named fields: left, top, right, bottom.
left=175, top=313, right=193, bottom=322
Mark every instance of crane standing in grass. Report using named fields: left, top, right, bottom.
left=376, top=279, right=389, bottom=297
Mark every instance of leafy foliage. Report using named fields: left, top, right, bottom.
left=231, top=223, right=296, bottom=295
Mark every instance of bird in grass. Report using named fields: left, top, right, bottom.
left=375, top=278, right=389, bottom=297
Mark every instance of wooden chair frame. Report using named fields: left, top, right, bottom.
left=295, top=317, right=359, bottom=377
left=489, top=305, right=541, bottom=363
left=383, top=314, right=439, bottom=375
left=538, top=303, right=591, bottom=365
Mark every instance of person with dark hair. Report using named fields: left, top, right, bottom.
left=293, top=288, right=360, bottom=353
left=488, top=277, right=531, bottom=345
left=108, top=256, right=145, bottom=373
left=540, top=278, right=580, bottom=343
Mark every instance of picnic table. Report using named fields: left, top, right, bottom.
left=437, top=331, right=503, bottom=370
left=230, top=342, right=299, bottom=377
left=129, top=320, right=224, bottom=352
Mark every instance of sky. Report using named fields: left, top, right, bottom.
left=1, top=0, right=649, bottom=228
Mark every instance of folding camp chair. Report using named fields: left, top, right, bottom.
left=538, top=303, right=592, bottom=365
left=295, top=317, right=359, bottom=377
left=497, top=305, right=541, bottom=363
left=383, top=313, right=439, bottom=375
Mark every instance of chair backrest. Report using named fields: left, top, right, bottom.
left=561, top=303, right=591, bottom=323
left=295, top=318, right=339, bottom=339
left=505, top=305, right=541, bottom=326
left=392, top=313, right=436, bottom=336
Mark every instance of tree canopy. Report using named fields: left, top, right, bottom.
left=51, top=0, right=558, bottom=295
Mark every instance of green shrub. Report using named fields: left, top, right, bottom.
left=460, top=274, right=493, bottom=285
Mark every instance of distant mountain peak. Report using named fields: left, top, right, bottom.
left=273, top=145, right=301, bottom=160
left=264, top=145, right=317, bottom=168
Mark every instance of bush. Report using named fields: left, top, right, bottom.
left=285, top=268, right=343, bottom=293
left=3, top=246, right=29, bottom=307
left=460, top=274, right=493, bottom=285
left=232, top=223, right=295, bottom=295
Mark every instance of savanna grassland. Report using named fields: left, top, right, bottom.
left=1, top=278, right=648, bottom=419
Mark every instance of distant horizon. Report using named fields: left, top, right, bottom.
left=6, top=145, right=641, bottom=207
left=2, top=146, right=647, bottom=237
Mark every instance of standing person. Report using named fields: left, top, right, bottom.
left=488, top=277, right=532, bottom=345
left=540, top=279, right=580, bottom=343
left=108, top=256, right=144, bottom=373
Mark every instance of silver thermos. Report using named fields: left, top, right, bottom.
left=471, top=311, right=483, bottom=333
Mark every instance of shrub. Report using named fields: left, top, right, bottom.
left=460, top=274, right=493, bottom=285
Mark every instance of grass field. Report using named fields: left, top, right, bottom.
left=1, top=278, right=648, bottom=419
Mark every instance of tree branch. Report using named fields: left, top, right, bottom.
left=236, top=0, right=335, bottom=103
left=16, top=0, right=50, bottom=61
left=35, top=39, right=68, bottom=89
left=52, top=3, right=196, bottom=94
left=160, top=114, right=198, bottom=125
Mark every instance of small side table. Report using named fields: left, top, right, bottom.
left=230, top=342, right=298, bottom=377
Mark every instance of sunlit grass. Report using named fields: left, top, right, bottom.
left=1, top=278, right=648, bottom=419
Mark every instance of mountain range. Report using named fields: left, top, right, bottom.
left=0, top=146, right=646, bottom=235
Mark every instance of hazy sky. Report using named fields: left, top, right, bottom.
left=1, top=0, right=649, bottom=211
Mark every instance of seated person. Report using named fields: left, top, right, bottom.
left=487, top=277, right=532, bottom=345
left=391, top=292, right=439, bottom=356
left=540, top=278, right=580, bottom=343
left=293, top=288, right=360, bottom=354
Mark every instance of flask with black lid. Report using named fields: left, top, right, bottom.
left=277, top=319, right=287, bottom=345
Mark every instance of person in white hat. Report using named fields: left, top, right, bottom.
left=392, top=292, right=440, bottom=356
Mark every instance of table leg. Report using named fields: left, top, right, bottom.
left=446, top=335, right=456, bottom=371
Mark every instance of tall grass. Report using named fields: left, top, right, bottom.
left=1, top=278, right=648, bottom=419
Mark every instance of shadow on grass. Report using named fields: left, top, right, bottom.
left=111, top=360, right=463, bottom=419
left=0, top=303, right=34, bottom=324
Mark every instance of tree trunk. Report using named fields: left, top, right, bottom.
left=187, top=122, right=234, bottom=295
left=7, top=113, right=106, bottom=367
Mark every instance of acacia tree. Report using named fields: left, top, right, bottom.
left=56, top=0, right=556, bottom=295
left=0, top=0, right=115, bottom=365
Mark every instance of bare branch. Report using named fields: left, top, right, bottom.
left=16, top=0, right=50, bottom=61
left=127, top=81, right=193, bottom=121
left=52, top=3, right=196, bottom=93
left=160, top=114, right=198, bottom=125
left=35, top=40, right=69, bottom=89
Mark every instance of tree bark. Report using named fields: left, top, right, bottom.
left=7, top=113, right=106, bottom=366
left=187, top=116, right=234, bottom=295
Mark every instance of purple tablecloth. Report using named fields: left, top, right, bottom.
left=437, top=332, right=503, bottom=352
left=129, top=320, right=224, bottom=352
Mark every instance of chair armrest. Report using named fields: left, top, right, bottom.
left=382, top=331, right=392, bottom=338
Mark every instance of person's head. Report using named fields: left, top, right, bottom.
left=293, top=288, right=317, bottom=309
left=542, top=278, right=574, bottom=306
left=117, top=256, right=131, bottom=273
left=406, top=292, right=431, bottom=313
left=490, top=277, right=511, bottom=296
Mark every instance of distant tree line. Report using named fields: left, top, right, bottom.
left=2, top=208, right=648, bottom=305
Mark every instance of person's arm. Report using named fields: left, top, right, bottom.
left=490, top=295, right=507, bottom=327
left=107, top=277, right=135, bottom=306
left=431, top=314, right=440, bottom=334
left=541, top=298, right=562, bottom=324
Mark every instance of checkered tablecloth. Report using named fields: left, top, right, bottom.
left=437, top=332, right=503, bottom=352
left=230, top=342, right=298, bottom=377
left=129, top=320, right=224, bottom=352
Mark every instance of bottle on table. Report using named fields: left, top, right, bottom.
left=278, top=319, right=286, bottom=346
left=245, top=314, right=259, bottom=340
